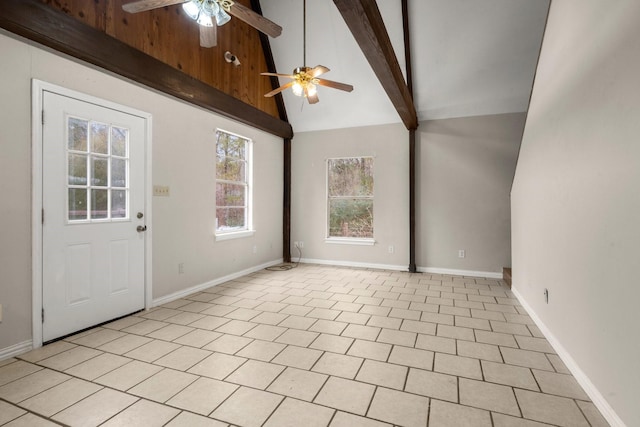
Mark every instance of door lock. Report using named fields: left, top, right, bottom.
left=137, top=212, right=144, bottom=219
left=136, top=225, right=147, bottom=232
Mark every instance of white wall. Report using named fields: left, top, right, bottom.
left=418, top=113, right=525, bottom=275
left=291, top=114, right=523, bottom=275
left=511, top=1, right=640, bottom=425
left=291, top=123, right=410, bottom=269
left=0, top=31, right=283, bottom=352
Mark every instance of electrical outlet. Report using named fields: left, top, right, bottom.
left=458, top=250, right=465, bottom=258
left=294, top=241, right=299, bottom=248
left=153, top=185, right=170, bottom=197
left=298, top=241, right=304, bottom=248
left=253, top=245, right=257, bottom=254
left=388, top=245, right=394, bottom=254
left=178, top=263, right=184, bottom=274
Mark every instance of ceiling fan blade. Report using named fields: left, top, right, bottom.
left=310, top=65, right=330, bottom=78
left=228, top=3, right=282, bottom=38
left=307, top=92, right=319, bottom=104
left=199, top=25, right=217, bottom=48
left=260, top=72, right=296, bottom=79
left=265, top=81, right=295, bottom=97
left=122, top=0, right=185, bottom=13
left=317, top=78, right=354, bottom=92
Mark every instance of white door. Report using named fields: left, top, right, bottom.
left=42, top=91, right=147, bottom=342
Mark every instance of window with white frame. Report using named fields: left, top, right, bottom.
left=327, top=157, right=374, bottom=240
left=215, top=129, right=253, bottom=237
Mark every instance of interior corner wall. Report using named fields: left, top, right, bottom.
left=290, top=123, right=410, bottom=269
left=290, top=115, right=522, bottom=275
left=510, top=0, right=640, bottom=425
left=417, top=113, right=525, bottom=275
left=0, top=31, right=283, bottom=353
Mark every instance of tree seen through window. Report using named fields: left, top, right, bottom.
left=216, top=130, right=251, bottom=232
left=327, top=157, right=374, bottom=238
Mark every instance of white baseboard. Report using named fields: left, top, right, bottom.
left=512, top=287, right=626, bottom=427
left=152, top=259, right=284, bottom=307
left=418, top=266, right=503, bottom=279
left=0, top=340, right=33, bottom=361
left=298, top=259, right=503, bottom=279
left=299, top=258, right=408, bottom=272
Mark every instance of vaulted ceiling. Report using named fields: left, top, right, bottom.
left=261, top=0, right=549, bottom=132
left=0, top=0, right=549, bottom=136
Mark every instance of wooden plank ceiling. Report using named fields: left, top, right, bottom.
left=46, top=0, right=280, bottom=117
left=0, top=0, right=292, bottom=138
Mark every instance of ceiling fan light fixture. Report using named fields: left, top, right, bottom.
left=201, top=0, right=219, bottom=16
left=306, top=83, right=317, bottom=97
left=290, top=67, right=319, bottom=98
left=214, top=8, right=231, bottom=26
left=182, top=0, right=201, bottom=20
left=183, top=0, right=229, bottom=27
left=292, top=81, right=304, bottom=97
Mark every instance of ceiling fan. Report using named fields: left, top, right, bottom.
left=122, top=0, right=282, bottom=48
left=261, top=0, right=353, bottom=104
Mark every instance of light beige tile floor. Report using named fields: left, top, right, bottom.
left=0, top=264, right=611, bottom=426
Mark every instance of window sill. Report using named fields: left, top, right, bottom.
left=325, top=237, right=376, bottom=246
left=215, top=229, right=255, bottom=241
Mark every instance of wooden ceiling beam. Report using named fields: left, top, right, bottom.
left=333, top=0, right=418, bottom=130
left=0, top=0, right=293, bottom=139
left=250, top=0, right=292, bottom=263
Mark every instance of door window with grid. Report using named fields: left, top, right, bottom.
left=67, top=117, right=129, bottom=222
left=216, top=129, right=253, bottom=237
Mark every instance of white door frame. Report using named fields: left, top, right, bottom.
left=31, top=79, right=153, bottom=348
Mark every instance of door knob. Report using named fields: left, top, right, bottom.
left=137, top=225, right=147, bottom=232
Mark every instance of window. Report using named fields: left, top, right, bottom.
left=327, top=157, right=374, bottom=242
left=67, top=117, right=129, bottom=222
left=215, top=129, right=253, bottom=239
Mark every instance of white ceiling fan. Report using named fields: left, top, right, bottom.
left=122, top=0, right=282, bottom=48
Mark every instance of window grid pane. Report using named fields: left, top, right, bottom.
left=216, top=207, right=246, bottom=231
left=68, top=188, right=88, bottom=221
left=216, top=182, right=247, bottom=208
left=68, top=118, right=88, bottom=151
left=328, top=157, right=374, bottom=197
left=90, top=122, right=109, bottom=154
left=216, top=158, right=246, bottom=183
left=328, top=199, right=374, bottom=238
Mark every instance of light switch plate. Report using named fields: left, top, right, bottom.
left=153, top=185, right=170, bottom=197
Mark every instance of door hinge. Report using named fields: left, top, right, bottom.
left=42, top=110, right=45, bottom=125
left=42, top=208, right=45, bottom=225
left=42, top=308, right=45, bottom=323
